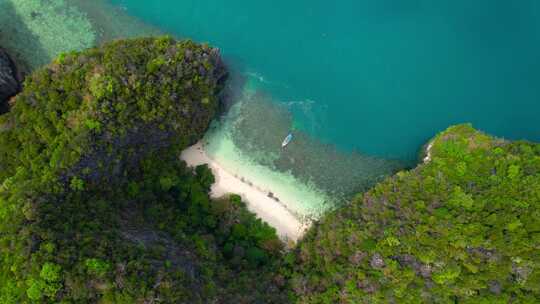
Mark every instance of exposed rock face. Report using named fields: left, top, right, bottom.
left=370, top=253, right=385, bottom=269
left=0, top=47, right=20, bottom=113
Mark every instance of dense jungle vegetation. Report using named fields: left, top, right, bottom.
left=0, top=36, right=539, bottom=304
left=288, top=125, right=540, bottom=303
left=0, top=37, right=287, bottom=303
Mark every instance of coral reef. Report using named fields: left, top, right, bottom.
left=0, top=0, right=96, bottom=70
left=225, top=91, right=405, bottom=204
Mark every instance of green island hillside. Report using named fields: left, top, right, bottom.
left=288, top=124, right=540, bottom=303
left=0, top=37, right=287, bottom=303
left=1, top=36, right=539, bottom=304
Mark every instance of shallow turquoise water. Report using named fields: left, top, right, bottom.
left=3, top=0, right=538, bottom=216
left=110, top=0, right=540, bottom=160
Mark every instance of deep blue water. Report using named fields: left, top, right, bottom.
left=110, top=0, right=540, bottom=159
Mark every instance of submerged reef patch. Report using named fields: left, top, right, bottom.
left=0, top=0, right=161, bottom=72
left=0, top=0, right=96, bottom=69
left=203, top=85, right=406, bottom=219
left=225, top=89, right=405, bottom=203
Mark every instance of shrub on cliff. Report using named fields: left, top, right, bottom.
left=0, top=36, right=225, bottom=183
left=288, top=124, right=540, bottom=303
left=0, top=37, right=286, bottom=303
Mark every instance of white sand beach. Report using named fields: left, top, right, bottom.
left=180, top=142, right=311, bottom=242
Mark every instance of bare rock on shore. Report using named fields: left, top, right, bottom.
left=0, top=47, right=21, bottom=113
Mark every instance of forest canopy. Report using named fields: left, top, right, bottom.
left=288, top=124, right=540, bottom=303
left=0, top=35, right=539, bottom=304
left=0, top=37, right=287, bottom=303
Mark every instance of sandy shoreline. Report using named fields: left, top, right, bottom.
left=180, top=142, right=311, bottom=242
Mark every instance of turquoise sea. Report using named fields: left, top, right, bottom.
left=106, top=0, right=540, bottom=215
left=110, top=0, right=540, bottom=158
left=2, top=0, right=540, bottom=217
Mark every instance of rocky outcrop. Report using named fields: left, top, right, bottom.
left=0, top=37, right=226, bottom=185
left=0, top=47, right=20, bottom=113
